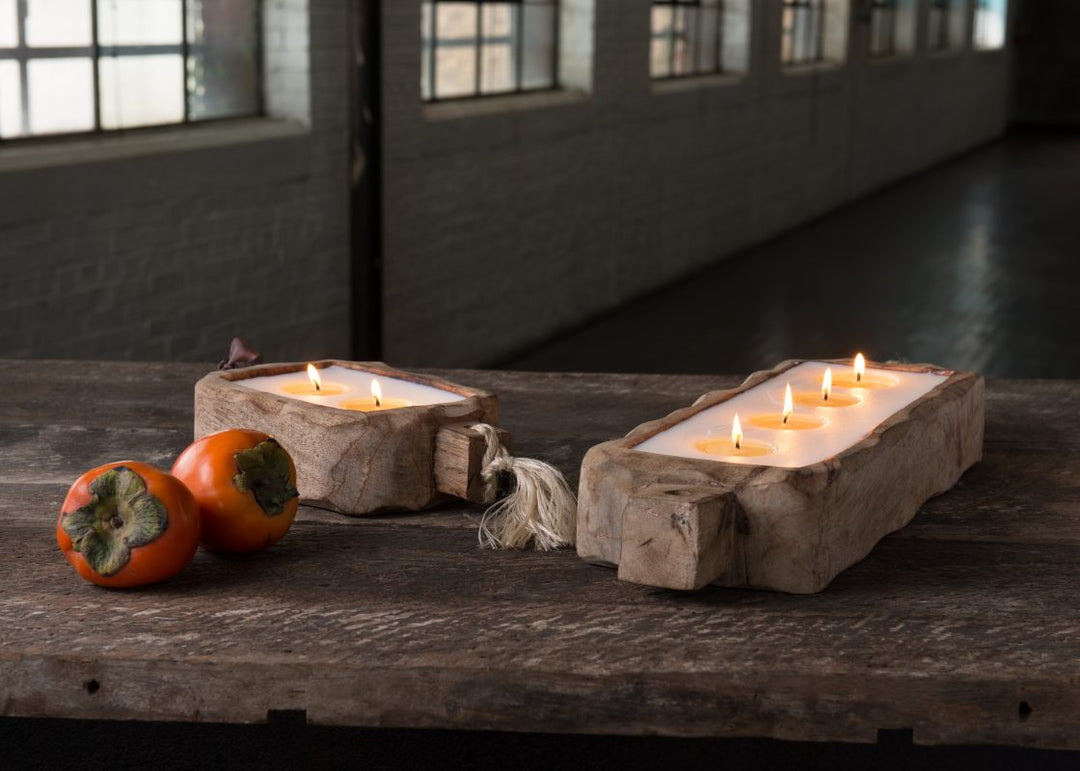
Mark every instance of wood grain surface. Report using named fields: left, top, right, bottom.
left=1, top=361, right=1079, bottom=750
left=578, top=360, right=985, bottom=593
left=194, top=361, right=499, bottom=514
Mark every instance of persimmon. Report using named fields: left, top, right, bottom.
left=172, top=429, right=299, bottom=553
left=57, top=461, right=200, bottom=588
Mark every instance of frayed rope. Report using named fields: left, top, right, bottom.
left=470, top=423, right=576, bottom=551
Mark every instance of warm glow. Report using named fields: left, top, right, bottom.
left=371, top=379, right=382, bottom=407
left=854, top=353, right=866, bottom=383
left=307, top=364, right=322, bottom=392
left=822, top=368, right=832, bottom=402
left=782, top=383, right=793, bottom=424
left=732, top=413, right=743, bottom=450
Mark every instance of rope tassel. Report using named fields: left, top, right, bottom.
left=470, top=423, right=577, bottom=551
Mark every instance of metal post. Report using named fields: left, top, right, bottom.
left=350, top=0, right=384, bottom=359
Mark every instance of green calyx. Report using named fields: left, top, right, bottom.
left=233, top=439, right=299, bottom=517
left=61, top=466, right=168, bottom=577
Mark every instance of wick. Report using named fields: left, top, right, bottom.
left=314, top=382, right=321, bottom=392
left=783, top=414, right=789, bottom=424
left=735, top=438, right=741, bottom=450
left=374, top=395, right=381, bottom=407
left=857, top=373, right=862, bottom=383
left=823, top=392, right=828, bottom=402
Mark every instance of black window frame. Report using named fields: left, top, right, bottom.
left=927, top=0, right=950, bottom=50
left=649, top=0, right=727, bottom=81
left=421, top=0, right=561, bottom=103
left=0, top=0, right=264, bottom=145
left=868, top=0, right=898, bottom=57
left=780, top=0, right=826, bottom=67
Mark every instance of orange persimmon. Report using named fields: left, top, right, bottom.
left=172, top=429, right=299, bottom=553
left=57, top=461, right=201, bottom=588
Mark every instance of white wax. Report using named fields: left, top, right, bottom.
left=634, top=361, right=948, bottom=468
left=236, top=365, right=466, bottom=409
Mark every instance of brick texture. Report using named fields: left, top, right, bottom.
left=0, top=0, right=350, bottom=363
left=381, top=0, right=1012, bottom=367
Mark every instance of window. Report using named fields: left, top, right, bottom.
left=973, top=0, right=1007, bottom=49
left=781, top=0, right=825, bottom=66
left=649, top=0, right=723, bottom=79
left=927, top=0, right=964, bottom=51
left=926, top=0, right=950, bottom=50
left=868, top=0, right=896, bottom=56
left=0, top=0, right=261, bottom=141
left=420, top=1, right=559, bottom=101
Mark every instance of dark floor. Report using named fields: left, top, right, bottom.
left=506, top=129, right=1080, bottom=379
left=3, top=717, right=1079, bottom=771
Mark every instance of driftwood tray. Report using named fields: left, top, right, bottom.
left=576, top=359, right=984, bottom=593
left=194, top=360, right=503, bottom=515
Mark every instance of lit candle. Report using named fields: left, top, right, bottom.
left=340, top=379, right=415, bottom=412
left=749, top=382, right=826, bottom=430
left=694, top=413, right=774, bottom=458
left=282, top=364, right=347, bottom=397
left=831, top=353, right=896, bottom=389
left=634, top=360, right=950, bottom=468
left=237, top=364, right=466, bottom=411
left=792, top=367, right=860, bottom=408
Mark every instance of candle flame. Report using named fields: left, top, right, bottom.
left=732, top=413, right=742, bottom=451
left=822, top=367, right=832, bottom=402
left=854, top=353, right=865, bottom=383
left=306, top=364, right=322, bottom=392
left=782, top=383, right=793, bottom=424
left=371, top=379, right=382, bottom=407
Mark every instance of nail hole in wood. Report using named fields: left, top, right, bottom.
left=83, top=679, right=100, bottom=694
left=1019, top=701, right=1033, bottom=721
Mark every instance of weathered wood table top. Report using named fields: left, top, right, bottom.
left=2, top=361, right=1078, bottom=750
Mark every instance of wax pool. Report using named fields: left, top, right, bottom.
left=236, top=366, right=466, bottom=410
left=634, top=361, right=949, bottom=468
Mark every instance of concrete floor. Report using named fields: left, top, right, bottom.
left=506, top=129, right=1080, bottom=379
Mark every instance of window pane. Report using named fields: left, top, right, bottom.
left=434, top=3, right=477, bottom=99
left=27, top=57, right=93, bottom=133
left=98, top=0, right=182, bottom=46
left=0, top=60, right=22, bottom=137
left=672, top=6, right=696, bottom=76
left=697, top=7, right=719, bottom=73
left=420, top=2, right=432, bottom=100
left=480, top=3, right=515, bottom=94
left=99, top=54, right=184, bottom=129
left=650, top=6, right=673, bottom=77
left=25, top=0, right=92, bottom=46
left=522, top=3, right=555, bottom=90
left=186, top=0, right=259, bottom=120
left=781, top=5, right=794, bottom=63
left=0, top=0, right=17, bottom=47
left=793, top=5, right=807, bottom=62
left=927, top=8, right=944, bottom=48
left=975, top=0, right=1007, bottom=48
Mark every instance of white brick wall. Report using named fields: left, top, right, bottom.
left=0, top=0, right=1012, bottom=367
left=382, top=0, right=1012, bottom=367
left=0, top=0, right=350, bottom=363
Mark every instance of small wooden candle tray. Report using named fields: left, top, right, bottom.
left=576, top=360, right=984, bottom=593
left=194, top=360, right=504, bottom=515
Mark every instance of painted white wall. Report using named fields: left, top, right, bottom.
left=382, top=0, right=1012, bottom=367
left=0, top=0, right=351, bottom=362
left=0, top=0, right=1012, bottom=366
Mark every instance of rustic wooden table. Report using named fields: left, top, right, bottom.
left=2, top=361, right=1078, bottom=753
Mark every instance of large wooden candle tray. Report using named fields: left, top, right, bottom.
left=194, top=360, right=504, bottom=515
left=576, top=359, right=984, bottom=593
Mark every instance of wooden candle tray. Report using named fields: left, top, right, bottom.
left=194, top=361, right=505, bottom=515
left=576, top=360, right=984, bottom=593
